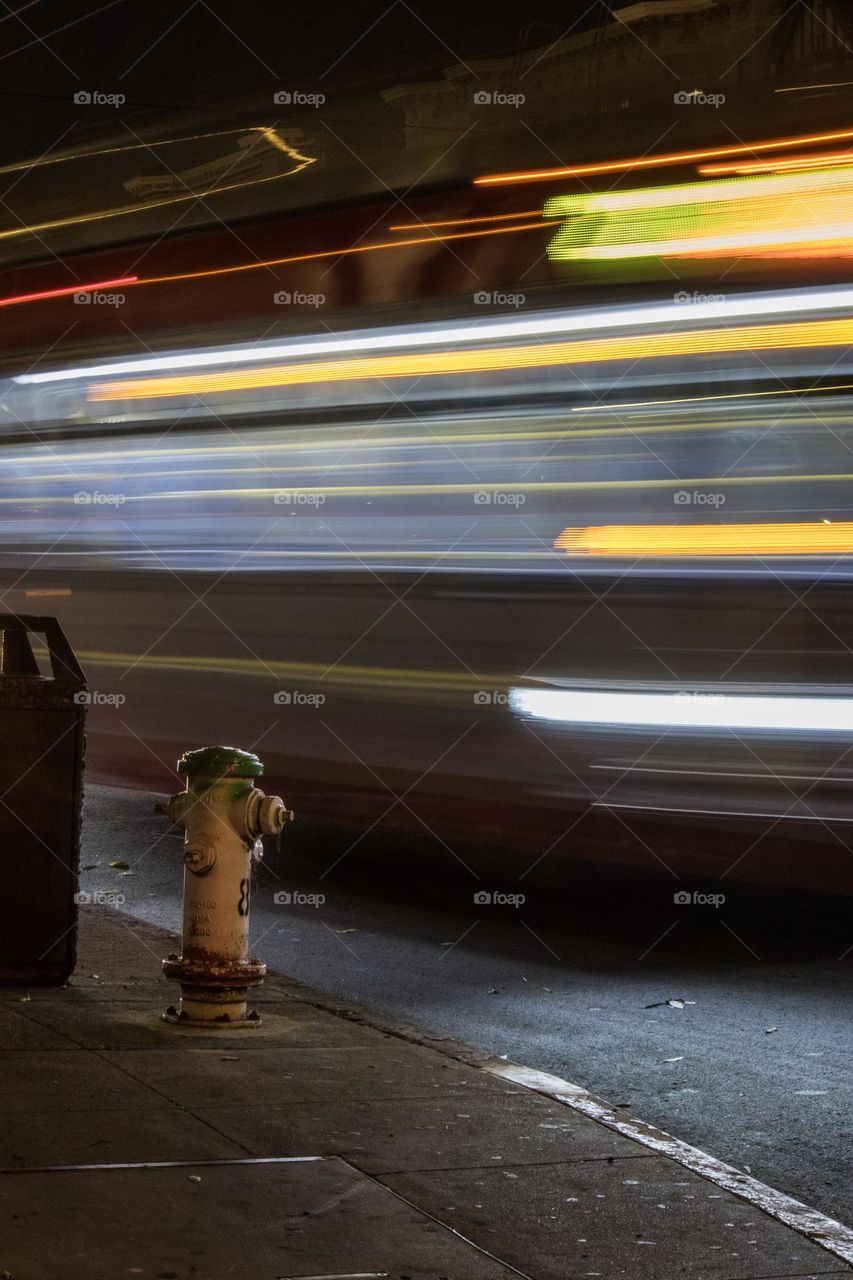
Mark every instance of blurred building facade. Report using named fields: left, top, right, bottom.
left=384, top=0, right=853, bottom=166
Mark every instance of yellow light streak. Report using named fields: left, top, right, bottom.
left=774, top=81, right=853, bottom=93
left=89, top=318, right=853, bottom=403
left=0, top=127, right=315, bottom=243
left=544, top=166, right=853, bottom=261
left=555, top=523, right=853, bottom=557
left=570, top=383, right=853, bottom=413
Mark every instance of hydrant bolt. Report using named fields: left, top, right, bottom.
left=156, top=746, right=293, bottom=1029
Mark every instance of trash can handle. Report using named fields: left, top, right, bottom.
left=0, top=613, right=85, bottom=686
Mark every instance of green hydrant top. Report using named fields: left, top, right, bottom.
left=177, top=746, right=264, bottom=779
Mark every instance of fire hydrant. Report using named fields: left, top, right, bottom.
left=156, top=746, right=293, bottom=1027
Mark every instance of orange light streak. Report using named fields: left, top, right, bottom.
left=699, top=151, right=853, bottom=176
left=135, top=220, right=549, bottom=288
left=388, top=210, right=542, bottom=230
left=474, top=127, right=853, bottom=185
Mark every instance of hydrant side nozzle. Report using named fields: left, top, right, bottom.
left=258, top=793, right=294, bottom=836
left=242, top=790, right=294, bottom=840
left=156, top=792, right=192, bottom=827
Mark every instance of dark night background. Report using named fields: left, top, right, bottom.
left=0, top=0, right=608, bottom=165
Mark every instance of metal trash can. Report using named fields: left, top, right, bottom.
left=0, top=614, right=86, bottom=985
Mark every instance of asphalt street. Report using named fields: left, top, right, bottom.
left=80, top=783, right=853, bottom=1228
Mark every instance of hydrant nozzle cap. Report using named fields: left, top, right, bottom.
left=177, top=746, right=264, bottom=779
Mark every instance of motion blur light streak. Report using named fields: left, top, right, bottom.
left=554, top=523, right=853, bottom=557
left=698, top=151, right=853, bottom=176
left=19, top=286, right=853, bottom=385
left=36, top=648, right=500, bottom=701
left=6, top=476, right=852, bottom=505
left=1, top=220, right=547, bottom=310
left=510, top=687, right=853, bottom=733
left=570, top=384, right=853, bottom=413
left=774, top=80, right=853, bottom=93
left=122, top=220, right=548, bottom=290
left=0, top=125, right=295, bottom=177
left=563, top=227, right=853, bottom=260
left=474, top=126, right=853, bottom=184
left=0, top=128, right=316, bottom=242
left=545, top=168, right=853, bottom=261
left=86, top=318, right=853, bottom=401
left=388, top=210, right=542, bottom=230
left=6, top=389, right=853, bottom=578
left=737, top=246, right=853, bottom=260
left=0, top=276, right=138, bottom=308
left=546, top=166, right=853, bottom=212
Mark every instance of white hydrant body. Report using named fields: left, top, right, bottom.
left=157, top=746, right=293, bottom=1027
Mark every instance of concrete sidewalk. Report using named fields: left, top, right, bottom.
left=0, top=907, right=849, bottom=1280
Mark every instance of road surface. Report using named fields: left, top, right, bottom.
left=81, top=783, right=853, bottom=1227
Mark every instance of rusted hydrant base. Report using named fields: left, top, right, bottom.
left=163, top=996, right=262, bottom=1029
left=163, top=953, right=266, bottom=1028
